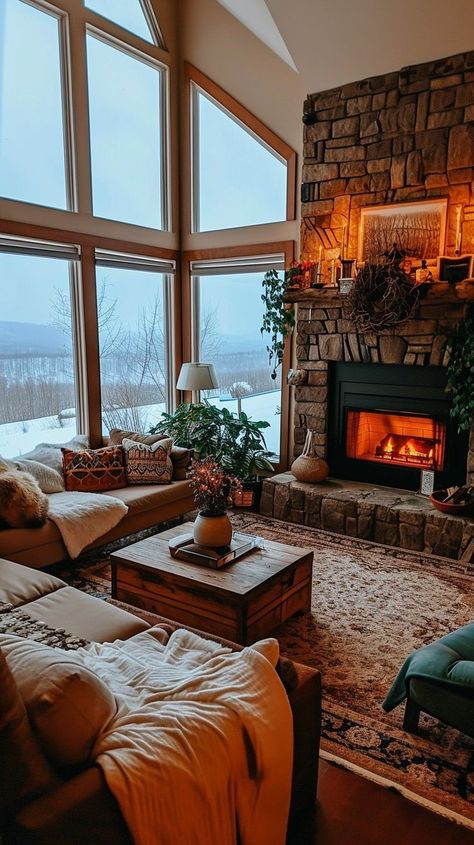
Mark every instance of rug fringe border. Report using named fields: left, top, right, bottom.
left=320, top=749, right=474, bottom=832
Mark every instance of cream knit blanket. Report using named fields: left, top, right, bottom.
left=80, top=628, right=293, bottom=845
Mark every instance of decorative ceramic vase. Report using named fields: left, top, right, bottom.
left=193, top=512, right=233, bottom=547
left=291, top=430, right=329, bottom=483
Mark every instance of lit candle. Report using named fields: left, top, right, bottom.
left=455, top=204, right=462, bottom=255
left=341, top=224, right=346, bottom=261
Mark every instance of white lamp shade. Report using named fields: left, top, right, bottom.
left=176, top=362, right=219, bottom=391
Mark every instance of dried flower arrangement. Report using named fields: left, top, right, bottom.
left=187, top=457, right=242, bottom=517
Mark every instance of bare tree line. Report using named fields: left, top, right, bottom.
left=1, top=280, right=278, bottom=433
left=0, top=376, right=74, bottom=426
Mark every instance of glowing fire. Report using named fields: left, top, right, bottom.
left=376, top=433, right=436, bottom=467
left=345, top=410, right=446, bottom=472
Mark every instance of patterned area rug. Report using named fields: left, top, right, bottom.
left=55, top=515, right=474, bottom=827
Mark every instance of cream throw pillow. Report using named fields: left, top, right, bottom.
left=1, top=635, right=117, bottom=769
left=1, top=457, right=65, bottom=493
left=14, top=436, right=89, bottom=475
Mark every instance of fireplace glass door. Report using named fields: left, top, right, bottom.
left=345, top=410, right=446, bottom=472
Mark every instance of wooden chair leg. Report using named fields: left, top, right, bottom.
left=403, top=698, right=421, bottom=732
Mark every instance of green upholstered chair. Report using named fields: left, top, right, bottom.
left=383, top=622, right=474, bottom=739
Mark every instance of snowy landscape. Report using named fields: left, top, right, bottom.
left=0, top=318, right=281, bottom=459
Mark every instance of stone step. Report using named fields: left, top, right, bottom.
left=260, top=473, right=474, bottom=562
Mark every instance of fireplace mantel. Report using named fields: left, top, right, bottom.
left=284, top=280, right=474, bottom=304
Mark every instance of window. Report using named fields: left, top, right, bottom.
left=96, top=253, right=174, bottom=435
left=86, top=33, right=167, bottom=229
left=0, top=240, right=80, bottom=458
left=0, top=0, right=70, bottom=209
left=84, top=0, right=159, bottom=45
left=190, top=255, right=285, bottom=460
left=192, top=86, right=288, bottom=232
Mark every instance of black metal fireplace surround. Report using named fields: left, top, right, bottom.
left=328, top=362, right=468, bottom=491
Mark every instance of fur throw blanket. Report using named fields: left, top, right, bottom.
left=0, top=460, right=49, bottom=529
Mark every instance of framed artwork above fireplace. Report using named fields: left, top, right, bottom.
left=358, top=199, right=448, bottom=264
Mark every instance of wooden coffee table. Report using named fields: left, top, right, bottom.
left=111, top=522, right=313, bottom=645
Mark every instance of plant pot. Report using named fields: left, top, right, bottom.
left=232, top=480, right=262, bottom=511
left=291, top=454, right=329, bottom=483
left=193, top=512, right=233, bottom=547
left=290, top=430, right=329, bottom=483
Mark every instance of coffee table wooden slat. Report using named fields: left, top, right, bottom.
left=111, top=522, right=313, bottom=644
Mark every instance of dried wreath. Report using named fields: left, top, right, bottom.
left=347, top=263, right=419, bottom=333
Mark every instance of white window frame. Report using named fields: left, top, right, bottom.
left=189, top=252, right=286, bottom=457
left=190, top=82, right=288, bottom=234
left=0, top=234, right=85, bottom=434
left=85, top=26, right=171, bottom=232
left=94, top=249, right=176, bottom=417
left=83, top=0, right=165, bottom=49
left=0, top=0, right=77, bottom=212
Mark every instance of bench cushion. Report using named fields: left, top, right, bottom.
left=24, top=588, right=149, bottom=643
left=0, top=559, right=65, bottom=608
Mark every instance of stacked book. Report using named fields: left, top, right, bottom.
left=168, top=532, right=263, bottom=568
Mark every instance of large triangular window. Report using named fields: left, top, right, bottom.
left=189, top=68, right=295, bottom=233
left=84, top=0, right=162, bottom=46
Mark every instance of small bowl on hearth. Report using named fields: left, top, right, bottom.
left=429, top=490, right=474, bottom=515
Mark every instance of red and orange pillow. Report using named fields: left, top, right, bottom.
left=62, top=438, right=175, bottom=490
left=62, top=446, right=126, bottom=492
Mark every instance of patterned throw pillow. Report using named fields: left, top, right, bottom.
left=62, top=446, right=126, bottom=492
left=122, top=437, right=173, bottom=485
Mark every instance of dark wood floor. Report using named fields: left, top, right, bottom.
left=288, top=759, right=474, bottom=844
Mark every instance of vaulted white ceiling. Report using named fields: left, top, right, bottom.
left=215, top=0, right=296, bottom=70
left=217, top=0, right=474, bottom=94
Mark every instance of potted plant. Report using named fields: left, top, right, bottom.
left=187, top=457, right=241, bottom=547
left=260, top=267, right=296, bottom=380
left=444, top=305, right=474, bottom=432
left=150, top=403, right=274, bottom=507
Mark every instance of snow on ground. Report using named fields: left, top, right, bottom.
left=0, top=391, right=280, bottom=459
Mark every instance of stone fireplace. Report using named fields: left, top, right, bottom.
left=260, top=50, right=474, bottom=560
left=261, top=286, right=474, bottom=558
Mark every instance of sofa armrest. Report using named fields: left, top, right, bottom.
left=5, top=766, right=132, bottom=845
left=287, top=663, right=321, bottom=819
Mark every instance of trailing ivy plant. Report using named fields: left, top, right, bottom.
left=444, top=305, right=474, bottom=432
left=260, top=268, right=295, bottom=380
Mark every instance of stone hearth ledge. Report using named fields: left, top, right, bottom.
left=260, top=474, right=474, bottom=562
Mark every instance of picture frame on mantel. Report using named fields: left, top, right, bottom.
left=358, top=199, right=448, bottom=264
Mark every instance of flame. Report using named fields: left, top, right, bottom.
left=384, top=437, right=394, bottom=454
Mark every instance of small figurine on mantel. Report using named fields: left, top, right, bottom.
left=415, top=259, right=433, bottom=284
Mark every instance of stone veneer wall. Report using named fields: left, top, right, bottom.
left=301, top=50, right=474, bottom=260
left=290, top=286, right=474, bottom=485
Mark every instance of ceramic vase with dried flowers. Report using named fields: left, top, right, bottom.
left=291, top=430, right=329, bottom=483
left=188, top=457, right=242, bottom=547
